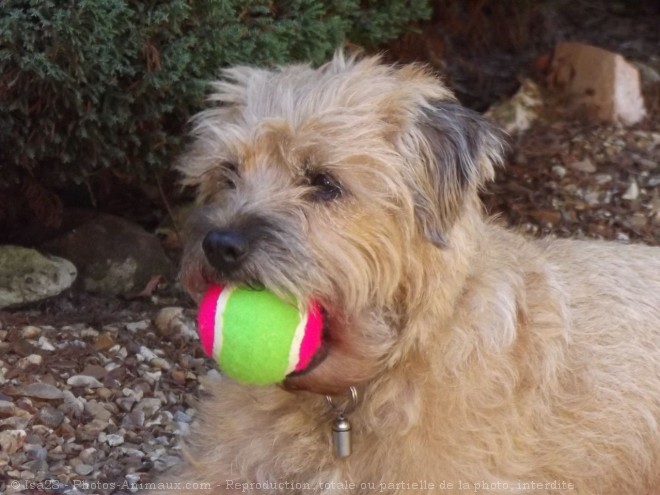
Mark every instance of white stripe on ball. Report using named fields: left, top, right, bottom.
left=212, top=285, right=234, bottom=363
left=286, top=308, right=308, bottom=375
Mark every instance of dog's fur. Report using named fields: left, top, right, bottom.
left=158, top=54, right=660, bottom=494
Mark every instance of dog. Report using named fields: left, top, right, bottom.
left=156, top=53, right=660, bottom=494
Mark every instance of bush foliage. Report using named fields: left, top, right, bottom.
left=0, top=0, right=431, bottom=189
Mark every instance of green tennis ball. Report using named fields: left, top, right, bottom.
left=197, top=285, right=324, bottom=385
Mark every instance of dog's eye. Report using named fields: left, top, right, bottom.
left=220, top=161, right=238, bottom=189
left=309, top=173, right=342, bottom=201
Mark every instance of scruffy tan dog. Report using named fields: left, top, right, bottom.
left=159, top=53, right=660, bottom=494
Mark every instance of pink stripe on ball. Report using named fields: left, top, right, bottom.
left=295, top=301, right=324, bottom=372
left=197, top=284, right=224, bottom=356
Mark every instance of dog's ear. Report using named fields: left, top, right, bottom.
left=402, top=100, right=506, bottom=246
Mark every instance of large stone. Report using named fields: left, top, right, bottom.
left=0, top=246, right=77, bottom=309
left=44, top=214, right=174, bottom=296
left=548, top=42, right=646, bottom=125
left=486, top=79, right=544, bottom=134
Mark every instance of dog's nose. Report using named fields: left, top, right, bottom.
left=202, top=229, right=249, bottom=272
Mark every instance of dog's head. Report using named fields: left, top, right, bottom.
left=178, top=53, right=505, bottom=394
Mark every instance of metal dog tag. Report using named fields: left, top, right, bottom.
left=332, top=413, right=352, bottom=458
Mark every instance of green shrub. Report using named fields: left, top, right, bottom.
left=0, top=0, right=431, bottom=190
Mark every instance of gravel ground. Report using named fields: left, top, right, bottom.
left=0, top=298, right=210, bottom=494
left=485, top=117, right=660, bottom=245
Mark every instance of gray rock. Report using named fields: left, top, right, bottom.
left=134, top=397, right=161, bottom=418
left=23, top=459, right=48, bottom=474
left=0, top=246, right=77, bottom=309
left=622, top=180, right=640, bottom=201
left=21, top=326, right=41, bottom=338
left=77, top=418, right=109, bottom=441
left=0, top=399, right=16, bottom=416
left=568, top=158, right=597, bottom=173
left=74, top=463, right=94, bottom=476
left=122, top=410, right=145, bottom=429
left=67, top=375, right=103, bottom=389
left=25, top=446, right=48, bottom=461
left=38, top=406, right=65, bottom=428
left=79, top=447, right=98, bottom=464
left=173, top=410, right=192, bottom=423
left=17, top=383, right=64, bottom=400
left=44, top=214, right=174, bottom=296
left=153, top=455, right=181, bottom=472
left=61, top=390, right=85, bottom=416
left=37, top=336, right=56, bottom=351
left=105, top=433, right=125, bottom=446
left=84, top=400, right=112, bottom=422
left=116, top=397, right=136, bottom=413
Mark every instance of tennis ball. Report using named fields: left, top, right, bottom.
left=197, top=285, right=324, bottom=385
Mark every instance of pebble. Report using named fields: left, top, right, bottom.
left=125, top=473, right=141, bottom=486
left=20, top=468, right=36, bottom=479
left=139, top=346, right=158, bottom=362
left=18, top=354, right=43, bottom=369
left=171, top=369, right=187, bottom=385
left=105, top=433, right=125, bottom=446
left=84, top=400, right=113, bottom=422
left=24, top=458, right=49, bottom=474
left=93, top=333, right=115, bottom=351
left=622, top=180, right=640, bottom=201
left=75, top=463, right=94, bottom=475
left=584, top=191, right=601, bottom=206
left=116, top=397, right=136, bottom=413
left=38, top=406, right=65, bottom=428
left=173, top=410, right=192, bottom=423
left=594, top=173, right=613, bottom=185
left=551, top=165, right=567, bottom=178
left=0, top=429, right=26, bottom=453
left=37, top=336, right=55, bottom=351
left=21, top=326, right=41, bottom=338
left=153, top=455, right=180, bottom=472
left=67, top=375, right=103, bottom=388
left=61, top=390, right=85, bottom=416
left=0, top=399, right=16, bottom=416
left=82, top=364, right=108, bottom=379
left=80, top=327, right=100, bottom=338
left=118, top=446, right=146, bottom=457
left=25, top=446, right=48, bottom=461
left=150, top=357, right=171, bottom=371
left=154, top=307, right=184, bottom=336
left=143, top=370, right=162, bottom=385
left=78, top=419, right=110, bottom=441
left=126, top=320, right=150, bottom=332
left=122, top=387, right=144, bottom=401
left=122, top=410, right=145, bottom=429
left=568, top=158, right=596, bottom=173
left=18, top=383, right=64, bottom=400
left=79, top=447, right=98, bottom=464
left=134, top=397, right=162, bottom=418
left=96, top=387, right=113, bottom=400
